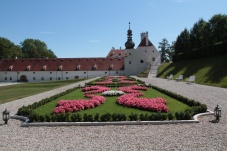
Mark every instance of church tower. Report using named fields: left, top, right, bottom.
left=125, top=22, right=135, bottom=49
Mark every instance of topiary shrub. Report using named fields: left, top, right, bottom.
left=100, top=113, right=111, bottom=122
left=71, top=114, right=82, bottom=122
left=129, top=113, right=138, bottom=121
left=94, top=113, right=100, bottom=121
left=168, top=113, right=174, bottom=120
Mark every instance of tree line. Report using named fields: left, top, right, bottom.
left=0, top=37, right=57, bottom=59
left=159, top=14, right=227, bottom=62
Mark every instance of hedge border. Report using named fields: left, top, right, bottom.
left=16, top=82, right=207, bottom=122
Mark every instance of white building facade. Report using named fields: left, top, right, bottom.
left=0, top=24, right=160, bottom=82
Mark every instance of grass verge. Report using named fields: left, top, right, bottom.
left=157, top=55, right=227, bottom=88
left=0, top=79, right=85, bottom=104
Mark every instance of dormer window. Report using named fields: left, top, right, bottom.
left=8, top=65, right=13, bottom=71
left=42, top=65, right=47, bottom=71
left=109, top=64, right=114, bottom=70
left=77, top=65, right=81, bottom=70
left=93, top=64, right=97, bottom=70
left=58, top=65, right=63, bottom=71
left=26, top=65, right=31, bottom=71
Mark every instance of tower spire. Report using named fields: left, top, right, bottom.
left=125, top=22, right=135, bottom=49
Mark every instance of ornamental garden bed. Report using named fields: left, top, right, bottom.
left=17, top=76, right=207, bottom=122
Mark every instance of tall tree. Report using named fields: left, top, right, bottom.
left=190, top=18, right=207, bottom=49
left=0, top=37, right=23, bottom=59
left=174, top=28, right=191, bottom=54
left=209, top=14, right=227, bottom=43
left=158, top=38, right=171, bottom=62
left=20, top=39, right=57, bottom=58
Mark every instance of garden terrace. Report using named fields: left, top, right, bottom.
left=16, top=76, right=207, bottom=122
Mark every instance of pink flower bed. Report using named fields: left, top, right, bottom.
left=53, top=96, right=106, bottom=114
left=118, top=80, right=136, bottom=84
left=82, top=86, right=110, bottom=93
left=53, top=86, right=109, bottom=114
left=96, top=77, right=113, bottom=85
left=117, top=94, right=169, bottom=112
left=117, top=85, right=168, bottom=112
left=118, top=85, right=147, bottom=93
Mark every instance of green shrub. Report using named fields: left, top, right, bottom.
left=71, top=114, right=82, bottom=122
left=129, top=113, right=138, bottom=121
left=168, top=113, right=174, bottom=120
left=100, top=113, right=111, bottom=122
left=94, top=113, right=100, bottom=121
left=44, top=114, right=51, bottom=122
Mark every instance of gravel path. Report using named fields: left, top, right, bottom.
left=0, top=77, right=227, bottom=150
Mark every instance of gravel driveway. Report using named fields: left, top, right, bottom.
left=0, top=77, right=226, bottom=150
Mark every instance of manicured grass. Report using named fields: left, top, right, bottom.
left=34, top=87, right=190, bottom=117
left=0, top=79, right=86, bottom=104
left=157, top=55, right=227, bottom=88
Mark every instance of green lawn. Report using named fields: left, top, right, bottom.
left=0, top=79, right=85, bottom=104
left=34, top=87, right=190, bottom=117
left=157, top=55, right=227, bottom=88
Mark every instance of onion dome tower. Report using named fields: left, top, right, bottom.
left=125, top=22, right=135, bottom=49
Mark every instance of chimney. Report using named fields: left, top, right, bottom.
left=140, top=32, right=145, bottom=41
left=146, top=31, right=148, bottom=46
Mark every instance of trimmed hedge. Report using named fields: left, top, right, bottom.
left=16, top=84, right=207, bottom=122
left=173, top=41, right=227, bottom=62
left=151, top=85, right=207, bottom=119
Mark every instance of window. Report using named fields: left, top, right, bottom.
left=66, top=77, right=69, bottom=80
left=33, top=72, right=35, bottom=74
left=66, top=72, right=68, bottom=74
left=42, top=65, right=47, bottom=71
left=5, top=72, right=7, bottom=74
left=84, top=72, right=86, bottom=74
left=27, top=66, right=31, bottom=71
left=33, top=77, right=36, bottom=80
left=152, top=57, right=155, bottom=61
left=5, top=77, right=7, bottom=80
left=77, top=65, right=81, bottom=70
left=41, top=77, right=44, bottom=80
left=50, top=72, right=52, bottom=74
left=153, top=50, right=154, bottom=53
left=129, top=53, right=131, bottom=55
left=116, top=71, right=118, bottom=74
left=58, top=65, right=62, bottom=71
left=140, top=60, right=144, bottom=63
left=58, top=77, right=61, bottom=80
left=75, top=76, right=79, bottom=79
left=109, top=64, right=114, bottom=70
left=50, top=77, right=52, bottom=81
left=129, top=61, right=131, bottom=64
left=9, top=66, right=13, bottom=71
left=105, top=72, right=107, bottom=74
left=93, top=65, right=97, bottom=70
left=10, top=77, right=12, bottom=80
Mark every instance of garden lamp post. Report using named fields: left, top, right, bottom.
left=214, top=104, right=221, bottom=122
left=2, top=109, right=10, bottom=124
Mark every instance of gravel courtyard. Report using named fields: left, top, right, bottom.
left=0, top=77, right=226, bottom=150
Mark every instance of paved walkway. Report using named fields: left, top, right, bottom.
left=0, top=76, right=226, bottom=150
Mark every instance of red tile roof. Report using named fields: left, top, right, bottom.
left=106, top=49, right=125, bottom=58
left=0, top=58, right=124, bottom=71
left=138, top=37, right=153, bottom=47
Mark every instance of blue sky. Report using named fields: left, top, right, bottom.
left=1, top=0, right=226, bottom=58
